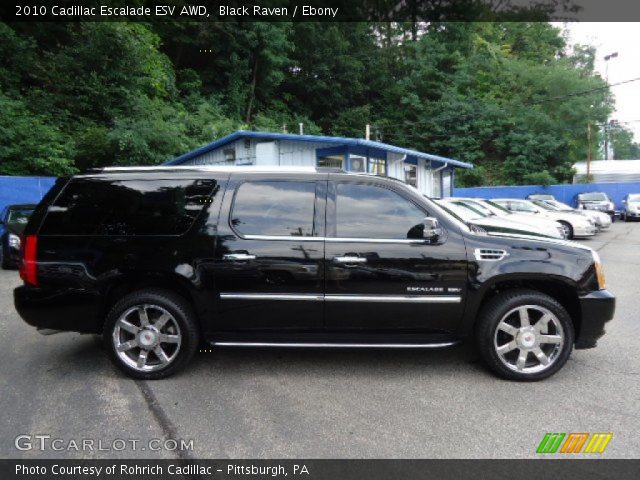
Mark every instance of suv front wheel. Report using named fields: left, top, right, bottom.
left=104, top=289, right=200, bottom=380
left=476, top=289, right=574, bottom=381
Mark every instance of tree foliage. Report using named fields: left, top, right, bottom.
left=1, top=20, right=637, bottom=184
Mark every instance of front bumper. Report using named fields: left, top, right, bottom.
left=14, top=285, right=102, bottom=334
left=625, top=210, right=640, bottom=218
left=2, top=245, right=21, bottom=268
left=575, top=289, right=615, bottom=349
left=573, top=224, right=598, bottom=237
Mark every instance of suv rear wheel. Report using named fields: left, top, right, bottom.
left=104, top=289, right=199, bottom=380
left=476, top=289, right=574, bottom=381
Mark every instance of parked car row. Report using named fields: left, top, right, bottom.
left=435, top=197, right=600, bottom=240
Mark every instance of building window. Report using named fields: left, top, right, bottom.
left=349, top=156, right=366, bottom=173
left=368, top=157, right=386, bottom=176
left=224, top=148, right=236, bottom=162
left=318, top=156, right=344, bottom=169
left=404, top=164, right=417, bottom=187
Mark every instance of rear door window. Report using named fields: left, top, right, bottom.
left=230, top=181, right=317, bottom=237
left=40, top=178, right=217, bottom=236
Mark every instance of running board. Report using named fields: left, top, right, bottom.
left=210, top=341, right=459, bottom=349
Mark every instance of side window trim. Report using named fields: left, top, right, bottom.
left=228, top=179, right=322, bottom=240
left=327, top=180, right=432, bottom=244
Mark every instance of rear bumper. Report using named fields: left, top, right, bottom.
left=575, top=289, right=615, bottom=349
left=14, top=285, right=102, bottom=334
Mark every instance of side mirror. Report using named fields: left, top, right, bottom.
left=422, top=217, right=443, bottom=241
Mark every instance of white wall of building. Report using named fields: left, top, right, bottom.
left=180, top=138, right=458, bottom=197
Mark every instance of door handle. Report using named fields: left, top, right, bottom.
left=333, top=256, right=367, bottom=264
left=223, top=253, right=256, bottom=261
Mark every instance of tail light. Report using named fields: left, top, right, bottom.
left=19, top=235, right=38, bottom=286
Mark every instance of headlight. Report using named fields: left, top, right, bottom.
left=592, top=250, right=606, bottom=290
left=8, top=233, right=21, bottom=249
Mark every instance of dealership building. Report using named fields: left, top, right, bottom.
left=166, top=130, right=473, bottom=197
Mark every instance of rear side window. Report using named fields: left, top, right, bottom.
left=40, top=178, right=217, bottom=236
left=231, top=181, right=316, bottom=237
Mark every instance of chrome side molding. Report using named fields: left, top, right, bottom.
left=219, top=293, right=462, bottom=303
left=212, top=341, right=459, bottom=349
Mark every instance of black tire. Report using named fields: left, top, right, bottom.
left=475, top=289, right=574, bottom=381
left=103, top=289, right=200, bottom=380
left=558, top=221, right=573, bottom=240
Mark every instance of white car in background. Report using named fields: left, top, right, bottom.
left=448, top=198, right=566, bottom=239
left=621, top=194, right=640, bottom=221
left=491, top=198, right=597, bottom=239
left=531, top=199, right=611, bottom=230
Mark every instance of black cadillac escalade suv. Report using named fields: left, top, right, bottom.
left=14, top=167, right=615, bottom=381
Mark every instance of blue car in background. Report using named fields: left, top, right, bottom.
left=0, top=204, right=36, bottom=269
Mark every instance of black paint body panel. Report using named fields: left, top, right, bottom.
left=13, top=170, right=615, bottom=348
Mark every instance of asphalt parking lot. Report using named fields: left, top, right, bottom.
left=1, top=222, right=639, bottom=460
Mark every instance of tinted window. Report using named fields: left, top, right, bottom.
left=7, top=208, right=34, bottom=234
left=231, top=181, right=316, bottom=237
left=579, top=193, right=608, bottom=201
left=41, top=178, right=216, bottom=236
left=336, top=183, right=426, bottom=239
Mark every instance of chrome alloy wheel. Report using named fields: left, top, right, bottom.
left=112, top=304, right=182, bottom=372
left=493, top=305, right=565, bottom=374
left=560, top=223, right=571, bottom=239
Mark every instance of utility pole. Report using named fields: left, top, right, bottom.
left=365, top=124, right=370, bottom=140
left=587, top=122, right=592, bottom=182
left=604, top=121, right=609, bottom=160
left=299, top=123, right=304, bottom=135
left=603, top=52, right=618, bottom=160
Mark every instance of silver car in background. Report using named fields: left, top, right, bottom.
left=448, top=198, right=566, bottom=239
left=491, top=198, right=597, bottom=239
left=531, top=199, right=611, bottom=231
left=621, top=194, right=640, bottom=221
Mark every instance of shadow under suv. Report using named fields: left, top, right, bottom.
left=14, top=167, right=615, bottom=381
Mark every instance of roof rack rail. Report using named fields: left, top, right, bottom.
left=85, top=165, right=348, bottom=174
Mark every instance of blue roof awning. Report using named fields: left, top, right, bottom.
left=165, top=130, right=473, bottom=169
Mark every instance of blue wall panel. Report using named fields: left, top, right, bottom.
left=454, top=181, right=640, bottom=210
left=0, top=176, right=57, bottom=214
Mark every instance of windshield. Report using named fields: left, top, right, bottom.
left=543, top=200, right=573, bottom=211
left=455, top=200, right=495, bottom=217
left=448, top=200, right=491, bottom=218
left=482, top=199, right=511, bottom=215
left=628, top=195, right=640, bottom=203
left=532, top=200, right=555, bottom=211
left=579, top=192, right=608, bottom=201
left=507, top=200, right=540, bottom=213
left=7, top=209, right=33, bottom=228
left=438, top=201, right=483, bottom=222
